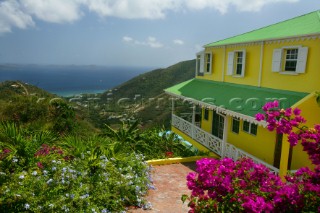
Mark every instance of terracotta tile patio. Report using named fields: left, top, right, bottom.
left=128, top=162, right=196, bottom=213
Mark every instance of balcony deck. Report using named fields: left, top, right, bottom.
left=172, top=114, right=280, bottom=174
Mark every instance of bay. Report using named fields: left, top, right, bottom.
left=0, top=64, right=152, bottom=97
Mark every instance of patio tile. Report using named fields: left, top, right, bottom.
left=128, top=163, right=196, bottom=213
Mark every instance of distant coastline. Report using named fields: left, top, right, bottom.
left=0, top=64, right=154, bottom=97
left=51, top=89, right=106, bottom=97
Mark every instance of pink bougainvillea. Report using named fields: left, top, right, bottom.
left=183, top=101, right=320, bottom=212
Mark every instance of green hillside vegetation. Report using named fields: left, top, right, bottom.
left=0, top=81, right=96, bottom=135
left=94, top=59, right=196, bottom=128
left=101, top=59, right=195, bottom=100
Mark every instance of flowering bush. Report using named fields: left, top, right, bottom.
left=183, top=101, right=320, bottom=212
left=0, top=123, right=154, bottom=212
left=0, top=150, right=152, bottom=212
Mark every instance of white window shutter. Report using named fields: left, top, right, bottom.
left=241, top=50, right=246, bottom=77
left=199, top=51, right=205, bottom=73
left=227, top=52, right=234, bottom=75
left=272, top=49, right=282, bottom=72
left=296, top=47, right=308, bottom=73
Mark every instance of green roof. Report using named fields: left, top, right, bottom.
left=165, top=79, right=308, bottom=117
left=205, top=10, right=320, bottom=47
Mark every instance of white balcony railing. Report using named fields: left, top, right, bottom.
left=172, top=114, right=280, bottom=175
left=224, top=143, right=279, bottom=174
left=172, top=114, right=222, bottom=155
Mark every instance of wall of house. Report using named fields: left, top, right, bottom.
left=289, top=93, right=319, bottom=170
left=226, top=116, right=277, bottom=165
left=196, top=36, right=320, bottom=93
left=261, top=38, right=320, bottom=93
left=197, top=47, right=225, bottom=82
left=200, top=108, right=212, bottom=133
left=224, top=44, right=262, bottom=86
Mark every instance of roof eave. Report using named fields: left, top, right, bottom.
left=204, top=32, right=320, bottom=48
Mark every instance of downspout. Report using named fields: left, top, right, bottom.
left=258, top=41, right=264, bottom=87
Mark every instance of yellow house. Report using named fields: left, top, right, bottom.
left=165, top=11, right=320, bottom=177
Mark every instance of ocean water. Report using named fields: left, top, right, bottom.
left=0, top=64, right=152, bottom=97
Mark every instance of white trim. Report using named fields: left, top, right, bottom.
left=205, top=33, right=320, bottom=48
left=242, top=120, right=258, bottom=136
left=279, top=72, right=299, bottom=75
left=204, top=52, right=212, bottom=74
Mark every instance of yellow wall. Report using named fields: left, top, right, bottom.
left=196, top=37, right=320, bottom=93
left=224, top=45, right=262, bottom=86
left=226, top=116, right=277, bottom=165
left=201, top=108, right=212, bottom=133
left=197, top=47, right=224, bottom=82
left=261, top=39, right=320, bottom=93
left=289, top=93, right=320, bottom=169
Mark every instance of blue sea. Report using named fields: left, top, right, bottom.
left=0, top=64, right=152, bottom=97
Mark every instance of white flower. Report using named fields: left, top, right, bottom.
left=32, top=171, right=37, bottom=176
left=12, top=158, right=18, bottom=163
left=46, top=178, right=53, bottom=184
left=52, top=160, right=56, bottom=163
left=62, top=167, right=67, bottom=173
left=57, top=160, right=61, bottom=164
left=52, top=167, right=57, bottom=171
left=24, top=203, right=30, bottom=209
left=43, top=170, right=48, bottom=175
left=49, top=204, right=54, bottom=208
left=19, top=175, right=25, bottom=179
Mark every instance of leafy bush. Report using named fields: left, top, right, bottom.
left=0, top=123, right=153, bottom=212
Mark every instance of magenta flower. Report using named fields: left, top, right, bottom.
left=255, top=113, right=265, bottom=121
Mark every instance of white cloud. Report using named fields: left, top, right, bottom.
left=84, top=0, right=179, bottom=19
left=173, top=39, right=184, bottom=45
left=123, top=36, right=163, bottom=48
left=147, top=37, right=163, bottom=48
left=20, top=0, right=83, bottom=23
left=123, top=36, right=133, bottom=42
left=185, top=0, right=299, bottom=14
left=0, top=0, right=34, bottom=33
left=0, top=0, right=300, bottom=34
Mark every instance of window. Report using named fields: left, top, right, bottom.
left=196, top=51, right=212, bottom=76
left=204, top=108, right=209, bottom=120
left=196, top=51, right=204, bottom=76
left=205, top=53, right=212, bottom=73
left=272, top=46, right=308, bottom=73
left=284, top=49, right=298, bottom=71
left=243, top=121, right=257, bottom=135
left=227, top=50, right=246, bottom=77
left=231, top=117, right=240, bottom=134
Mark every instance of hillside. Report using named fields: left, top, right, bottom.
left=97, top=59, right=196, bottom=128
left=0, top=80, right=97, bottom=134
left=101, top=59, right=195, bottom=101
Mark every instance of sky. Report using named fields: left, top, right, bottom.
left=0, top=0, right=319, bottom=68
